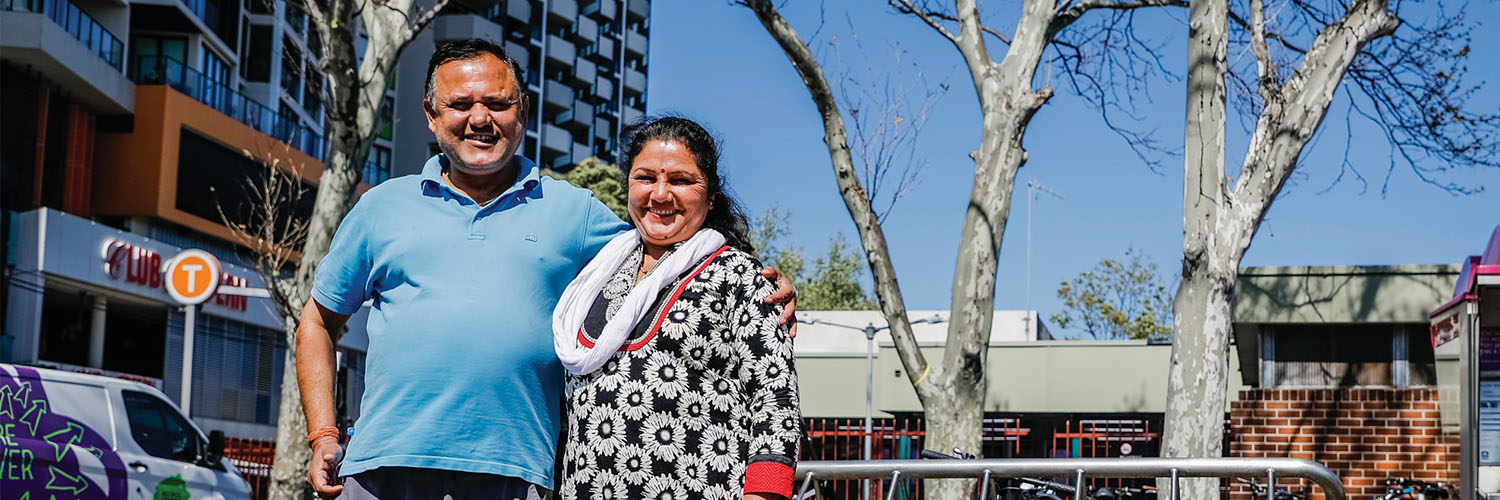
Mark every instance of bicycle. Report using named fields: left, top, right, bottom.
left=1237, top=477, right=1309, bottom=500
left=1375, top=477, right=1455, bottom=500
left=921, top=448, right=1080, bottom=500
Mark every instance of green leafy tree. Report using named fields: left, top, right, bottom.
left=799, top=236, right=878, bottom=310
left=545, top=157, right=628, bottom=220
left=1051, top=249, right=1172, bottom=340
left=751, top=206, right=875, bottom=310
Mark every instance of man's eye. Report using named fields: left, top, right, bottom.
left=486, top=102, right=511, bottom=111
left=449, top=102, right=473, bottom=111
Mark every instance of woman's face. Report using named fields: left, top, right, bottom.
left=628, top=139, right=711, bottom=250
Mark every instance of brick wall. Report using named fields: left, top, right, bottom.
left=1227, top=388, right=1459, bottom=500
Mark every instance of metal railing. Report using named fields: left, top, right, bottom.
left=0, top=0, right=124, bottom=69
left=129, top=55, right=327, bottom=161
left=794, top=458, right=1346, bottom=500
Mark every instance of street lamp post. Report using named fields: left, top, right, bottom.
left=806, top=314, right=945, bottom=500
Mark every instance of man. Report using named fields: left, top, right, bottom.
left=296, top=39, right=795, bottom=499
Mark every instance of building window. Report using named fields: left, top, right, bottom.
left=246, top=0, right=270, bottom=15
left=303, top=63, right=323, bottom=118
left=131, top=36, right=188, bottom=78
left=378, top=96, right=394, bottom=140
left=244, top=25, right=273, bottom=82
left=281, top=37, right=303, bottom=102
left=176, top=129, right=315, bottom=231
left=365, top=145, right=391, bottom=185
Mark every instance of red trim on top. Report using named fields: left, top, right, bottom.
left=574, top=246, right=732, bottom=352
left=623, top=245, right=730, bottom=351
left=743, top=461, right=795, bottom=498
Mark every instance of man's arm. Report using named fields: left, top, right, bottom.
left=760, top=267, right=798, bottom=337
left=297, top=299, right=351, bottom=499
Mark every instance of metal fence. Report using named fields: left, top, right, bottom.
left=225, top=437, right=274, bottom=500
left=794, top=457, right=1346, bottom=500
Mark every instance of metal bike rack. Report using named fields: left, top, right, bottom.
left=794, top=457, right=1346, bottom=500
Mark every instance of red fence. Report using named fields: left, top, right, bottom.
left=224, top=438, right=275, bottom=500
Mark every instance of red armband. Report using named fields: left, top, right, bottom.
left=744, top=460, right=795, bottom=498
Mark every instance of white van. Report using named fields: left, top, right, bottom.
left=0, top=363, right=253, bottom=500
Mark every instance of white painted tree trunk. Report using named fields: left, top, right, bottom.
left=266, top=1, right=440, bottom=498
left=1161, top=0, right=1397, bottom=496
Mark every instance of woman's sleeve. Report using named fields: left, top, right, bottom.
left=730, top=265, right=802, bottom=499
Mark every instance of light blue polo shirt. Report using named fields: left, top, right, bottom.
left=312, top=154, right=628, bottom=486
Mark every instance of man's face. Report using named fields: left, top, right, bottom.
left=425, top=54, right=528, bottom=176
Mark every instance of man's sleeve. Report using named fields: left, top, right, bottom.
left=577, top=196, right=630, bottom=259
left=311, top=201, right=374, bottom=315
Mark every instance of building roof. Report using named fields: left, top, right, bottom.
left=793, top=310, right=1050, bottom=355
left=1233, top=264, right=1459, bottom=325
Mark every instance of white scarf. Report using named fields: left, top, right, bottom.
left=553, top=228, right=727, bottom=375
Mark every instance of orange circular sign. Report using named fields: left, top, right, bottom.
left=163, top=250, right=222, bottom=305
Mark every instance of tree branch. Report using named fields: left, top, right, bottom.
left=890, top=1, right=1011, bottom=45
left=889, top=0, right=961, bottom=43
left=1049, top=0, right=1188, bottom=37
left=741, top=0, right=932, bottom=397
left=1248, top=0, right=1278, bottom=102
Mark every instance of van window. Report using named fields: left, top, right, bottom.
left=31, top=378, right=116, bottom=447
left=122, top=390, right=202, bottom=463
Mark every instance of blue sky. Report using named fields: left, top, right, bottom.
left=645, top=1, right=1500, bottom=337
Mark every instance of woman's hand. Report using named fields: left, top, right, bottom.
left=761, top=266, right=798, bottom=337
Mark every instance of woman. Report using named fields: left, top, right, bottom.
left=553, top=116, right=801, bottom=500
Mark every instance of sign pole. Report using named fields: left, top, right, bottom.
left=181, top=304, right=196, bottom=410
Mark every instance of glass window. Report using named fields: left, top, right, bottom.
left=247, top=0, right=271, bottom=15
left=123, top=390, right=203, bottom=463
left=245, top=25, right=273, bottom=82
left=281, top=37, right=303, bottom=101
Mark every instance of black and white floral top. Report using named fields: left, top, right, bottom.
left=559, top=243, right=801, bottom=500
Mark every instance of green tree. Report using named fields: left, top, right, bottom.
left=799, top=236, right=878, bottom=311
left=1051, top=249, right=1172, bottom=340
left=545, top=157, right=628, bottom=220
left=751, top=206, right=875, bottom=311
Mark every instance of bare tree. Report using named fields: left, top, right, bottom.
left=741, top=0, right=1179, bottom=495
left=250, top=0, right=448, bottom=497
left=1165, top=0, right=1497, bottom=495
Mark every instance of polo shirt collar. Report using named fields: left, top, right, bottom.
left=420, top=154, right=541, bottom=202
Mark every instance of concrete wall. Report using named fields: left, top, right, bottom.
left=796, top=339, right=1248, bottom=417
left=1234, top=265, right=1458, bottom=324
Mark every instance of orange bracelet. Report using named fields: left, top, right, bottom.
left=306, top=426, right=340, bottom=447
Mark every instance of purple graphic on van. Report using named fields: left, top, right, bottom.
left=0, top=365, right=129, bottom=500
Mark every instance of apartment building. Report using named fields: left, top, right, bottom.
left=386, top=0, right=652, bottom=176
left=0, top=0, right=362, bottom=440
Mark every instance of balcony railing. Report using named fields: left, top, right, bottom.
left=130, top=55, right=326, bottom=161
left=1, top=0, right=124, bottom=70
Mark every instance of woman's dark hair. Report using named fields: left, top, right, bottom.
left=620, top=116, right=755, bottom=253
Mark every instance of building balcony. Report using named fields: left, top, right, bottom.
left=548, top=0, right=577, bottom=23
left=626, top=0, right=647, bottom=19
left=544, top=79, right=573, bottom=109
left=625, top=29, right=647, bottom=57
left=572, top=57, right=596, bottom=87
left=621, top=105, right=643, bottom=126
left=624, top=66, right=645, bottom=93
left=91, top=85, right=342, bottom=247
left=0, top=0, right=131, bottom=113
left=432, top=13, right=503, bottom=44
left=572, top=142, right=591, bottom=165
left=130, top=55, right=326, bottom=161
left=546, top=34, right=575, bottom=65
left=542, top=123, right=571, bottom=154
left=504, top=40, right=531, bottom=70
left=590, top=35, right=615, bottom=64
left=572, top=14, right=597, bottom=45
left=504, top=0, right=530, bottom=23
left=584, top=0, right=617, bottom=21
left=594, top=75, right=615, bottom=101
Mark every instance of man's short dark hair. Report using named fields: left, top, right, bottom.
left=424, top=38, right=527, bottom=105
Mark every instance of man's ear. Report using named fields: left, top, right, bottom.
left=424, top=97, right=439, bottom=134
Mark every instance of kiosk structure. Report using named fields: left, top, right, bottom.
left=1431, top=226, right=1500, bottom=500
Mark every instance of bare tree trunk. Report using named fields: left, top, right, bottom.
left=1161, top=0, right=1397, bottom=496
left=265, top=1, right=443, bottom=498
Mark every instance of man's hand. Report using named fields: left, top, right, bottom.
left=761, top=266, right=798, bottom=338
left=308, top=437, right=344, bottom=499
